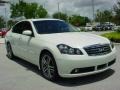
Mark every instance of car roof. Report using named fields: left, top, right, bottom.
left=27, top=18, right=63, bottom=22
left=14, top=18, right=64, bottom=26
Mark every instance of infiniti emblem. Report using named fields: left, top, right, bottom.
left=98, top=48, right=104, bottom=52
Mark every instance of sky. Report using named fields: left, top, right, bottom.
left=0, top=0, right=118, bottom=20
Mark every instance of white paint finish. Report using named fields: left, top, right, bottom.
left=5, top=19, right=116, bottom=78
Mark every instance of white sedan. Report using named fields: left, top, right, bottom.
left=84, top=25, right=93, bottom=31
left=5, top=19, right=116, bottom=80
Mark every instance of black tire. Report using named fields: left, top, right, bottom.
left=40, top=52, right=58, bottom=81
left=6, top=43, right=14, bottom=59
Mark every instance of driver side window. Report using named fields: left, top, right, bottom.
left=22, top=21, right=34, bottom=36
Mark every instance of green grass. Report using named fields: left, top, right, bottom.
left=102, top=32, right=120, bottom=43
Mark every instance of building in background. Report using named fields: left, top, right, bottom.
left=0, top=0, right=10, bottom=28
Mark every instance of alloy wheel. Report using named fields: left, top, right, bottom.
left=41, top=53, right=57, bottom=80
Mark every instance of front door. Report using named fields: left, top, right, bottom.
left=19, top=21, right=38, bottom=64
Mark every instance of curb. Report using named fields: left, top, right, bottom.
left=113, top=43, right=120, bottom=45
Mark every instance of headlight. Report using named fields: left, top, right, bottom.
left=110, top=41, right=114, bottom=49
left=57, top=44, right=83, bottom=55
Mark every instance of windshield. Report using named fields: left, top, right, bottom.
left=33, top=20, right=77, bottom=34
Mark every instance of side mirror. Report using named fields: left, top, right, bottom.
left=22, top=30, right=32, bottom=36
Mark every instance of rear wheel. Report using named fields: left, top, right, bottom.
left=6, top=43, right=14, bottom=59
left=40, top=52, right=58, bottom=81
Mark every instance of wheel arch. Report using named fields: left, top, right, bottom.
left=39, top=49, right=57, bottom=70
left=39, top=49, right=59, bottom=80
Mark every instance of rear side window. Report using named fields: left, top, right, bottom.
left=12, top=22, right=23, bottom=34
left=12, top=21, right=33, bottom=34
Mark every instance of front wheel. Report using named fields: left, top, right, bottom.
left=40, top=52, right=58, bottom=81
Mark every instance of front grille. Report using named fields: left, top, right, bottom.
left=84, top=44, right=111, bottom=56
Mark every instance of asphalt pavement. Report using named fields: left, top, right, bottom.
left=0, top=37, right=4, bottom=44
left=0, top=32, right=120, bottom=90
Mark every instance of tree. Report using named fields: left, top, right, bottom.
left=10, top=0, right=48, bottom=19
left=0, top=16, right=5, bottom=28
left=52, top=12, right=68, bottom=21
left=69, top=15, right=90, bottom=26
left=113, top=0, right=120, bottom=25
left=24, top=3, right=38, bottom=18
left=84, top=17, right=91, bottom=24
left=7, top=20, right=17, bottom=28
left=36, top=5, right=48, bottom=18
left=95, top=10, right=103, bottom=23
left=10, top=0, right=27, bottom=18
left=95, top=9, right=113, bottom=23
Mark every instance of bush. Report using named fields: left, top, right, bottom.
left=79, top=27, right=86, bottom=32
left=116, top=27, right=120, bottom=32
left=80, top=28, right=85, bottom=32
left=102, top=32, right=120, bottom=43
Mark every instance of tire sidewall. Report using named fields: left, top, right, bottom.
left=40, top=52, right=58, bottom=81
left=6, top=43, right=14, bottom=59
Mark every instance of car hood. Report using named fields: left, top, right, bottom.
left=39, top=32, right=110, bottom=48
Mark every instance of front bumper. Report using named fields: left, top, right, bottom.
left=55, top=47, right=116, bottom=78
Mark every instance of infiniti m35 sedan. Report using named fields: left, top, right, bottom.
left=5, top=19, right=116, bottom=80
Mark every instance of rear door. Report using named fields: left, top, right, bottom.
left=10, top=22, right=24, bottom=57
